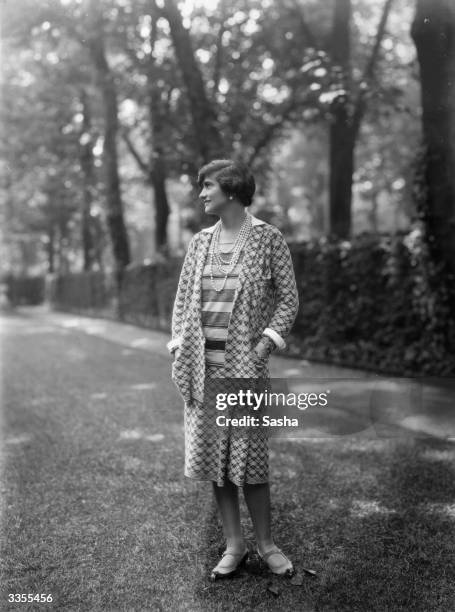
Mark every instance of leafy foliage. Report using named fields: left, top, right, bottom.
left=289, top=230, right=455, bottom=375
left=1, top=0, right=422, bottom=274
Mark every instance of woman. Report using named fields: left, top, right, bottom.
left=167, top=159, right=299, bottom=580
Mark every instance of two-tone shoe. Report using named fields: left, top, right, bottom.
left=210, top=549, right=249, bottom=581
left=257, top=546, right=294, bottom=577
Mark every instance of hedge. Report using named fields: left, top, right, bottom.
left=288, top=233, right=455, bottom=376
left=47, top=231, right=455, bottom=377
left=5, top=275, right=45, bottom=306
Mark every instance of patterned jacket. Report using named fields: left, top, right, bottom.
left=167, top=215, right=299, bottom=405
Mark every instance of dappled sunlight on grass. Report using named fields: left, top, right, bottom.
left=129, top=337, right=161, bottom=350
left=350, top=499, right=396, bottom=518
left=4, top=433, right=33, bottom=445
left=400, top=415, right=455, bottom=438
left=122, top=456, right=143, bottom=471
left=90, top=392, right=108, bottom=400
left=129, top=383, right=157, bottom=391
left=341, top=438, right=391, bottom=452
left=421, top=447, right=455, bottom=462
left=3, top=316, right=454, bottom=610
left=118, top=429, right=165, bottom=442
left=421, top=502, right=455, bottom=519
left=152, top=482, right=185, bottom=494
left=146, top=434, right=165, bottom=442
left=60, top=318, right=109, bottom=336
left=280, top=367, right=308, bottom=376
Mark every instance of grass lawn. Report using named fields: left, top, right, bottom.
left=1, top=318, right=454, bottom=611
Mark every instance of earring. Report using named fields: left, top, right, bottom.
left=229, top=196, right=233, bottom=200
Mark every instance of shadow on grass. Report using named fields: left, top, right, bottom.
left=310, top=438, right=455, bottom=612
left=3, top=317, right=454, bottom=611
left=181, top=438, right=455, bottom=612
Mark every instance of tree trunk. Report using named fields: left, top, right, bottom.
left=47, top=225, right=55, bottom=274
left=411, top=0, right=455, bottom=273
left=147, top=41, right=170, bottom=251
left=79, top=89, right=96, bottom=271
left=329, top=0, right=353, bottom=239
left=370, top=192, right=379, bottom=233
left=329, top=123, right=355, bottom=239
left=158, top=0, right=225, bottom=162
left=150, top=158, right=169, bottom=251
left=87, top=0, right=130, bottom=281
left=328, top=0, right=393, bottom=239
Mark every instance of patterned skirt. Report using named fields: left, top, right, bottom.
left=184, top=365, right=269, bottom=487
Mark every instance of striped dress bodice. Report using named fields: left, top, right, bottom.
left=201, top=246, right=244, bottom=367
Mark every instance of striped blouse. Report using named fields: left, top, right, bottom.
left=201, top=246, right=244, bottom=367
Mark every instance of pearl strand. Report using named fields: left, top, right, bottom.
left=209, top=213, right=252, bottom=292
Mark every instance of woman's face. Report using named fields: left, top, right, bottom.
left=199, top=173, right=230, bottom=216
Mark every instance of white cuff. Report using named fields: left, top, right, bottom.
left=262, top=327, right=286, bottom=350
left=166, top=337, right=182, bottom=353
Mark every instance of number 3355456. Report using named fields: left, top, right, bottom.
left=8, top=593, right=53, bottom=603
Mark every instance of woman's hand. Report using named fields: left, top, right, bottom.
left=253, top=336, right=275, bottom=360
left=253, top=343, right=268, bottom=360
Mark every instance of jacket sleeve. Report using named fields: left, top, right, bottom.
left=262, top=229, right=299, bottom=350
left=166, top=235, right=198, bottom=353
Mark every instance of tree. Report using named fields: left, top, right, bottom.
left=411, top=0, right=455, bottom=274
left=328, top=0, right=394, bottom=239
left=153, top=0, right=332, bottom=231
left=78, top=89, right=99, bottom=271
left=0, top=28, right=85, bottom=274
left=156, top=0, right=226, bottom=163
left=86, top=0, right=131, bottom=279
left=0, top=0, right=421, bottom=269
left=114, top=2, right=173, bottom=251
left=1, top=0, right=129, bottom=274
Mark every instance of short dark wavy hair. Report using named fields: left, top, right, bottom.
left=197, top=159, right=256, bottom=207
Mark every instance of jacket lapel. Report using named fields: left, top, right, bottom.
left=192, top=232, right=211, bottom=318
left=236, top=226, right=262, bottom=288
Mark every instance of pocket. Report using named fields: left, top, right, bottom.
left=252, top=275, right=273, bottom=308
left=171, top=350, right=183, bottom=381
left=246, top=266, right=271, bottom=291
left=171, top=359, right=178, bottom=380
left=260, top=266, right=272, bottom=281
left=250, top=348, right=268, bottom=371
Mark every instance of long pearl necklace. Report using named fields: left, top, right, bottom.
left=209, top=213, right=252, bottom=292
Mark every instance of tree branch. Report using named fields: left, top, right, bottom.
left=363, top=0, right=395, bottom=82
left=146, top=10, right=159, bottom=73
left=210, top=0, right=230, bottom=97
left=121, top=129, right=149, bottom=176
left=247, top=95, right=303, bottom=166
left=157, top=0, right=224, bottom=160
left=291, top=1, right=318, bottom=49
left=212, top=20, right=226, bottom=94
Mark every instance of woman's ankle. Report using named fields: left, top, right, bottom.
left=225, top=537, right=247, bottom=551
left=256, top=539, right=275, bottom=554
